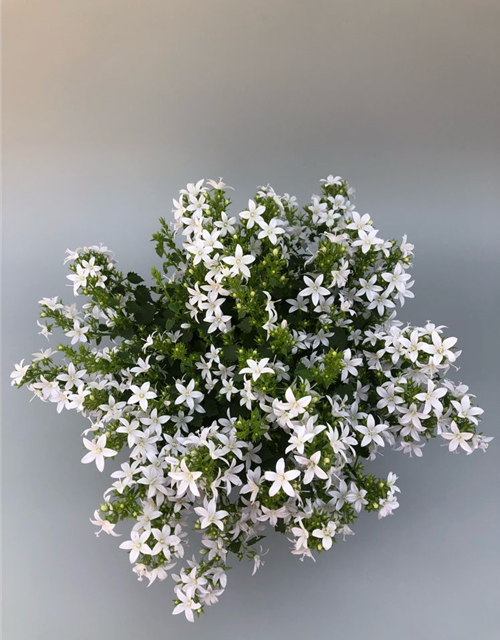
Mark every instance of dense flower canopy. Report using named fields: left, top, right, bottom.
left=12, top=175, right=490, bottom=621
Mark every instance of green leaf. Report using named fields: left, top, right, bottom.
left=168, top=300, right=182, bottom=313
left=127, top=271, right=144, bottom=285
left=228, top=540, right=242, bottom=554
left=119, top=326, right=135, bottom=340
left=134, top=285, right=152, bottom=304
left=125, top=300, right=141, bottom=314
left=295, top=367, right=314, bottom=381
left=155, top=243, right=164, bottom=258
left=203, top=396, right=219, bottom=416
left=329, top=330, right=348, bottom=349
left=238, top=317, right=252, bottom=333
left=222, top=344, right=239, bottom=362
left=135, top=303, right=155, bottom=325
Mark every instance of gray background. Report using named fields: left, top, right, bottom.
left=2, top=1, right=499, bottom=639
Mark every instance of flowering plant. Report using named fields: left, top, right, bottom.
left=12, top=175, right=490, bottom=621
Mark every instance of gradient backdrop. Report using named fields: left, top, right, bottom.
left=2, top=1, right=499, bottom=639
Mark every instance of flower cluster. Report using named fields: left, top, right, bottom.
left=12, top=175, right=491, bottom=621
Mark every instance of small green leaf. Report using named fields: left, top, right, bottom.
left=127, top=272, right=144, bottom=285
left=134, top=285, right=152, bottom=304
left=168, top=300, right=182, bottom=313
left=222, top=344, right=239, bottom=362
left=135, top=303, right=155, bottom=325
left=238, top=318, right=252, bottom=333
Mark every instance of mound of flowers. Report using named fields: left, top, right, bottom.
left=12, top=175, right=490, bottom=621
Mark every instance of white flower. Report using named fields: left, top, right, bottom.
left=367, top=291, right=396, bottom=316
left=38, top=296, right=61, bottom=310
left=37, top=320, right=52, bottom=339
left=257, top=218, right=286, bottom=245
left=309, top=197, right=328, bottom=224
left=66, top=320, right=90, bottom=344
left=174, top=379, right=204, bottom=411
left=451, top=396, right=484, bottom=425
left=186, top=194, right=210, bottom=216
left=172, top=589, right=201, bottom=623
left=221, top=459, right=244, bottom=493
left=131, top=357, right=151, bottom=375
left=415, top=380, right=447, bottom=415
left=291, top=520, right=310, bottom=552
left=328, top=479, right=349, bottom=509
left=381, top=262, right=411, bottom=294
left=81, top=435, right=117, bottom=472
left=80, top=256, right=101, bottom=277
left=31, top=348, right=55, bottom=362
left=214, top=211, right=237, bottom=237
left=346, top=211, right=372, bottom=232
left=240, top=358, right=274, bottom=381
left=346, top=482, right=368, bottom=512
left=312, top=521, right=337, bottom=550
left=68, top=387, right=90, bottom=412
left=376, top=383, right=404, bottom=413
left=278, top=388, right=311, bottom=418
left=220, top=378, right=238, bottom=401
left=137, top=466, right=169, bottom=500
left=90, top=510, right=121, bottom=537
left=341, top=348, right=363, bottom=381
left=56, top=363, right=87, bottom=390
left=355, top=415, right=389, bottom=447
left=321, top=174, right=343, bottom=186
left=352, top=228, right=383, bottom=253
left=294, top=451, right=328, bottom=484
left=441, top=421, right=474, bottom=453
left=151, top=525, right=181, bottom=558
left=222, top=244, right=255, bottom=279
left=252, top=546, right=269, bottom=575
left=181, top=179, right=205, bottom=197
left=399, top=329, right=425, bottom=362
left=264, top=458, right=300, bottom=497
left=206, top=307, right=232, bottom=334
left=258, top=505, right=288, bottom=526
left=168, top=459, right=202, bottom=497
left=378, top=493, right=400, bottom=519
left=140, top=408, right=169, bottom=430
left=185, top=239, right=213, bottom=265
left=66, top=264, right=87, bottom=294
left=299, top=274, right=331, bottom=306
left=330, top=259, right=350, bottom=287
left=119, top=530, right=152, bottom=563
left=10, top=360, right=29, bottom=386
left=127, top=382, right=157, bottom=411
left=287, top=296, right=308, bottom=313
left=286, top=427, right=314, bottom=455
left=239, top=199, right=265, bottom=228
left=420, top=331, right=458, bottom=364
left=194, top=499, right=229, bottom=530
left=240, top=467, right=262, bottom=502
left=357, top=275, right=382, bottom=301
left=398, top=403, right=429, bottom=431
